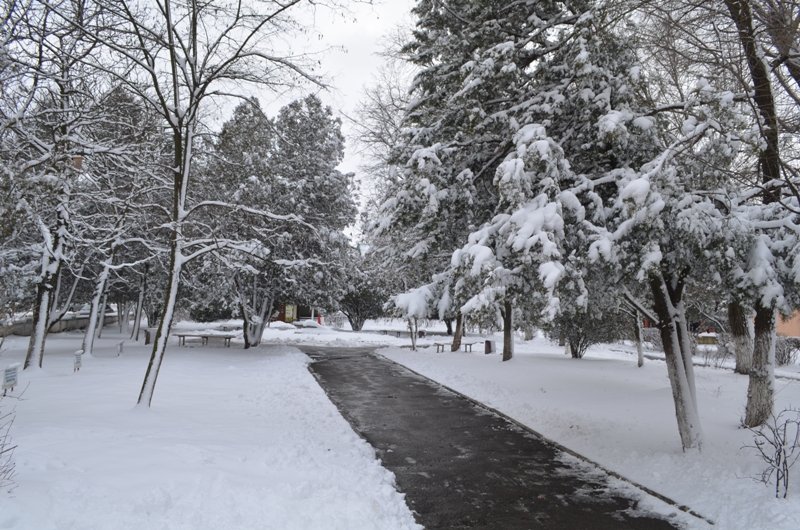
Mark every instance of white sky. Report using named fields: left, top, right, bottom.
left=272, top=0, right=417, bottom=174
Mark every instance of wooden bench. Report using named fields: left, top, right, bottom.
left=434, top=341, right=480, bottom=353
left=380, top=329, right=404, bottom=337
left=174, top=333, right=237, bottom=347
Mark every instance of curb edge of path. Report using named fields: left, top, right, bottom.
left=372, top=351, right=716, bottom=527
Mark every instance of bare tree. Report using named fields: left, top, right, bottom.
left=0, top=0, right=116, bottom=369
left=75, top=0, right=350, bottom=406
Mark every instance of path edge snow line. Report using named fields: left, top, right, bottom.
left=374, top=352, right=716, bottom=527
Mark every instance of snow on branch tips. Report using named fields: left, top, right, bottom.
left=391, top=285, right=434, bottom=321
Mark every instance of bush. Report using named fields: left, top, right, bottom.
left=746, top=408, right=800, bottom=498
left=0, top=404, right=15, bottom=492
left=775, top=336, right=800, bottom=367
left=0, top=338, right=17, bottom=492
left=544, top=308, right=628, bottom=359
left=189, top=301, right=233, bottom=323
left=704, top=332, right=732, bottom=369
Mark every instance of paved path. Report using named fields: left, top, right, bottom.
left=302, top=345, right=679, bottom=530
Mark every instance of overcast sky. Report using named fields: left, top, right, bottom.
left=282, top=0, right=416, bottom=174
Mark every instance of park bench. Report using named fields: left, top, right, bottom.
left=381, top=329, right=426, bottom=338
left=174, top=333, right=237, bottom=347
left=460, top=341, right=477, bottom=352
left=434, top=341, right=479, bottom=353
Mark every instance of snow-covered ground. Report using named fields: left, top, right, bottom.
left=260, top=317, right=800, bottom=530
left=2, top=318, right=799, bottom=529
left=0, top=328, right=421, bottom=530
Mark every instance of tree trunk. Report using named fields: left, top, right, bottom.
left=96, top=293, right=108, bottom=338
left=634, top=312, right=644, bottom=368
left=743, top=303, right=776, bottom=427
left=46, top=264, right=83, bottom=334
left=675, top=299, right=699, bottom=416
left=725, top=0, right=782, bottom=428
left=451, top=312, right=464, bottom=351
left=724, top=0, right=782, bottom=202
left=244, top=295, right=273, bottom=349
left=502, top=300, right=513, bottom=362
left=345, top=311, right=366, bottom=332
left=138, top=240, right=183, bottom=407
left=649, top=273, right=703, bottom=450
left=240, top=284, right=273, bottom=349
left=444, top=318, right=452, bottom=336
left=25, top=134, right=75, bottom=370
left=409, top=318, right=418, bottom=350
left=24, top=222, right=68, bottom=369
left=524, top=326, right=534, bottom=341
left=131, top=277, right=145, bottom=341
left=82, top=264, right=110, bottom=356
left=119, top=301, right=132, bottom=335
left=24, top=275, right=55, bottom=369
left=728, top=300, right=753, bottom=374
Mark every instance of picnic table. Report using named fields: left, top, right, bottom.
left=174, top=333, right=237, bottom=347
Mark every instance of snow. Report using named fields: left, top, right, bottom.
left=3, top=320, right=800, bottom=529
left=620, top=176, right=651, bottom=205
left=256, top=319, right=800, bottom=529
left=0, top=328, right=420, bottom=530
left=632, top=116, right=654, bottom=130
left=465, top=244, right=495, bottom=275
left=378, top=336, right=800, bottom=530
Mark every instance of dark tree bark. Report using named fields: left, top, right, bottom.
left=725, top=0, right=782, bottom=426
left=501, top=300, right=513, bottom=362
left=444, top=318, right=453, bottom=336
left=451, top=312, right=464, bottom=352
left=24, top=266, right=58, bottom=369
left=724, top=0, right=781, bottom=200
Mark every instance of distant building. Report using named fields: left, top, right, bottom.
left=271, top=304, right=320, bottom=323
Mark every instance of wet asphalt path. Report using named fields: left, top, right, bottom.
left=301, top=346, right=678, bottom=530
